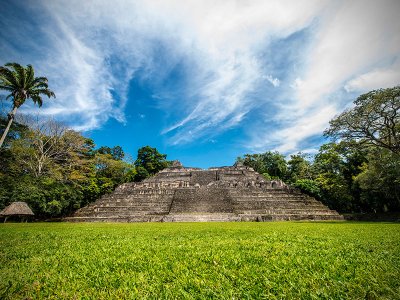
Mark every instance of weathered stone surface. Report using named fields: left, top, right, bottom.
left=65, top=162, right=343, bottom=222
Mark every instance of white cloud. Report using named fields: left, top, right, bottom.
left=2, top=0, right=399, bottom=155
left=35, top=16, right=118, bottom=131
left=251, top=104, right=338, bottom=153
left=291, top=78, right=304, bottom=89
left=150, top=0, right=327, bottom=144
left=250, top=0, right=400, bottom=153
left=344, top=59, right=400, bottom=92
left=264, top=75, right=280, bottom=87
left=294, top=0, right=400, bottom=109
left=2, top=0, right=324, bottom=137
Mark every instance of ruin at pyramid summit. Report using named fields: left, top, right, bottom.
left=66, top=161, right=343, bottom=222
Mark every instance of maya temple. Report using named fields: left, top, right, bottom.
left=66, top=161, right=343, bottom=222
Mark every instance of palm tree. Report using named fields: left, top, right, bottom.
left=0, top=62, right=55, bottom=148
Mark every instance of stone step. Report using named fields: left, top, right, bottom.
left=236, top=209, right=339, bottom=215
left=229, top=189, right=300, bottom=194
left=66, top=212, right=344, bottom=222
left=92, top=202, right=172, bottom=208
left=233, top=197, right=324, bottom=202
left=64, top=215, right=165, bottom=222
left=230, top=195, right=315, bottom=201
left=238, top=214, right=344, bottom=221
left=89, top=210, right=168, bottom=217
left=233, top=202, right=327, bottom=209
left=107, top=199, right=171, bottom=204
left=163, top=213, right=241, bottom=222
left=102, top=196, right=172, bottom=202
left=74, top=206, right=171, bottom=216
left=113, top=190, right=176, bottom=196
left=170, top=208, right=234, bottom=213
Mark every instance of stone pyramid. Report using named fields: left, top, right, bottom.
left=66, top=161, right=343, bottom=222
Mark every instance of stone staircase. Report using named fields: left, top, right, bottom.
left=65, top=162, right=343, bottom=222
left=67, top=189, right=174, bottom=222
left=170, top=187, right=234, bottom=213
left=229, top=188, right=342, bottom=221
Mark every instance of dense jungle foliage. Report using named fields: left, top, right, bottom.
left=0, top=116, right=170, bottom=218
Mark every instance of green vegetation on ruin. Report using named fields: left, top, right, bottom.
left=1, top=222, right=399, bottom=299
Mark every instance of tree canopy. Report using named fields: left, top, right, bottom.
left=96, top=146, right=125, bottom=160
left=237, top=151, right=287, bottom=180
left=134, top=146, right=170, bottom=177
left=325, top=86, right=400, bottom=154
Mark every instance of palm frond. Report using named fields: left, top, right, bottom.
left=31, top=95, right=43, bottom=107
left=25, top=65, right=35, bottom=87
left=32, top=77, right=48, bottom=85
left=5, top=62, right=25, bottom=87
left=32, top=81, right=50, bottom=89
left=0, top=85, right=14, bottom=92
left=31, top=88, right=56, bottom=98
left=1, top=62, right=55, bottom=108
left=0, top=66, right=19, bottom=87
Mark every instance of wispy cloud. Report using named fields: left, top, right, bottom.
left=251, top=104, right=338, bottom=153
left=294, top=1, right=400, bottom=109
left=250, top=0, right=400, bottom=153
left=264, top=75, right=281, bottom=87
left=1, top=0, right=399, bottom=155
left=344, top=58, right=400, bottom=92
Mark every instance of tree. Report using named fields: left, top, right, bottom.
left=293, top=179, right=322, bottom=200
left=311, top=142, right=367, bottom=212
left=0, top=63, right=55, bottom=148
left=354, top=148, right=400, bottom=213
left=134, top=166, right=150, bottom=182
left=237, top=154, right=268, bottom=175
left=312, top=143, right=354, bottom=212
left=0, top=115, right=28, bottom=145
left=10, top=118, right=92, bottom=178
left=0, top=115, right=137, bottom=217
left=287, top=153, right=313, bottom=182
left=94, top=153, right=132, bottom=193
left=261, top=151, right=288, bottom=179
left=237, top=151, right=288, bottom=180
left=96, top=145, right=125, bottom=160
left=134, top=146, right=169, bottom=179
left=325, top=86, right=400, bottom=154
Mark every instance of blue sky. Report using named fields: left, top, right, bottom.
left=1, top=0, right=399, bottom=168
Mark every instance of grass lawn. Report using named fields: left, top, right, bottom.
left=0, top=222, right=399, bottom=299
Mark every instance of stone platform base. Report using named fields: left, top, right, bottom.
left=65, top=213, right=343, bottom=223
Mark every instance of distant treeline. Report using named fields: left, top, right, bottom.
left=1, top=86, right=399, bottom=217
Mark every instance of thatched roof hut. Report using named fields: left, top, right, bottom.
left=0, top=202, right=34, bottom=222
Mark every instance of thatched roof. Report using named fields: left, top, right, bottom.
left=0, top=202, right=34, bottom=216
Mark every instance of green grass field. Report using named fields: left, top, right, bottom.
left=0, top=222, right=399, bottom=299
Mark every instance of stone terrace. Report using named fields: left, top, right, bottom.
left=65, top=161, right=343, bottom=222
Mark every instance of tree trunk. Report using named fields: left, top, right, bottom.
left=0, top=106, right=18, bottom=149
